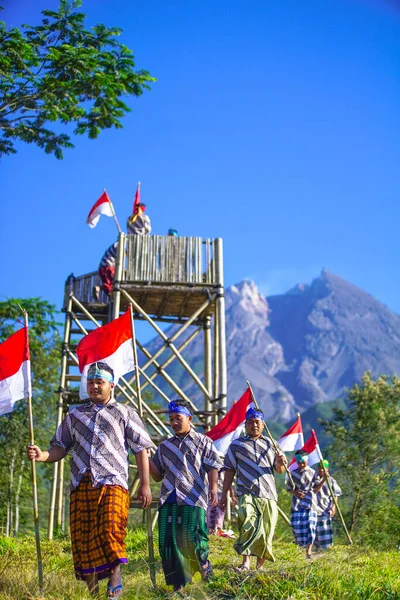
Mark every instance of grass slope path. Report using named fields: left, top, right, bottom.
left=0, top=530, right=399, bottom=600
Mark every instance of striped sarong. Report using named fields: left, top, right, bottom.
left=158, top=503, right=211, bottom=590
left=315, top=516, right=333, bottom=549
left=70, top=475, right=129, bottom=581
left=234, top=495, right=278, bottom=561
left=290, top=510, right=317, bottom=547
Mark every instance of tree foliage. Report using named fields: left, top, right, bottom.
left=0, top=298, right=60, bottom=534
left=0, top=0, right=155, bottom=159
left=321, top=373, right=400, bottom=547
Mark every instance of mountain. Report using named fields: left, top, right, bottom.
left=143, top=270, right=400, bottom=422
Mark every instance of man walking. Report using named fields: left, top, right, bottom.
left=314, top=460, right=342, bottom=550
left=27, top=362, right=153, bottom=598
left=149, top=400, right=222, bottom=592
left=220, top=407, right=287, bottom=571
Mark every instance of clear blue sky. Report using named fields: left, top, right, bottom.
left=2, top=0, right=400, bottom=319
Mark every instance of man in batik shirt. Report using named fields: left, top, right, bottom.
left=149, top=400, right=222, bottom=592
left=220, top=407, right=287, bottom=571
left=314, top=460, right=342, bottom=550
left=287, top=450, right=319, bottom=558
left=27, top=362, right=153, bottom=599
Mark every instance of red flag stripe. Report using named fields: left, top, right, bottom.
left=76, top=310, right=131, bottom=372
left=87, top=191, right=110, bottom=220
left=289, top=430, right=319, bottom=467
left=206, top=388, right=252, bottom=441
left=281, top=414, right=302, bottom=436
left=0, top=327, right=30, bottom=380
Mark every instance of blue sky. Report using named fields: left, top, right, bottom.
left=2, top=0, right=400, bottom=320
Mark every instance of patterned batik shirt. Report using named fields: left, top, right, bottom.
left=315, top=476, right=342, bottom=517
left=224, top=435, right=281, bottom=502
left=127, top=214, right=151, bottom=235
left=99, top=242, right=118, bottom=268
left=288, top=466, right=319, bottom=511
left=152, top=428, right=222, bottom=510
left=50, top=400, right=154, bottom=491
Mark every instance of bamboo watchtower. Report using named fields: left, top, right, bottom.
left=48, top=234, right=227, bottom=538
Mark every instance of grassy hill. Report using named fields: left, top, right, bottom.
left=1, top=525, right=399, bottom=600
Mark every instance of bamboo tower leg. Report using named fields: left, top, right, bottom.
left=204, top=317, right=212, bottom=431
left=215, top=238, right=227, bottom=417
left=111, top=232, right=125, bottom=320
left=213, top=310, right=220, bottom=427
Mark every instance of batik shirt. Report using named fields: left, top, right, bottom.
left=152, top=428, right=222, bottom=510
left=315, top=476, right=342, bottom=517
left=99, top=242, right=117, bottom=268
left=50, top=400, right=153, bottom=491
left=288, top=466, right=319, bottom=511
left=127, top=214, right=151, bottom=235
left=224, top=435, right=281, bottom=502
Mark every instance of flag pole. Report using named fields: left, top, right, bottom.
left=129, top=304, right=156, bottom=588
left=104, top=188, right=122, bottom=234
left=246, top=380, right=295, bottom=490
left=23, top=310, right=44, bottom=591
left=313, top=430, right=352, bottom=545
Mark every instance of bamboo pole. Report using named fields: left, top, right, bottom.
left=247, top=381, right=295, bottom=490
left=203, top=317, right=212, bottom=431
left=129, top=304, right=156, bottom=587
left=105, top=188, right=122, bottom=234
left=111, top=232, right=125, bottom=320
left=24, top=311, right=44, bottom=590
left=214, top=238, right=227, bottom=416
left=314, top=431, right=352, bottom=545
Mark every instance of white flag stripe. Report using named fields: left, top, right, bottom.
left=289, top=444, right=321, bottom=471
left=0, top=360, right=31, bottom=416
left=79, top=338, right=134, bottom=399
left=87, top=201, right=113, bottom=229
left=278, top=432, right=304, bottom=452
left=213, top=421, right=245, bottom=455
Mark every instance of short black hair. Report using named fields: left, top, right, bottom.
left=89, top=361, right=114, bottom=379
left=139, top=203, right=146, bottom=208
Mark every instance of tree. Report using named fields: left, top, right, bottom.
left=0, top=0, right=155, bottom=159
left=0, top=298, right=60, bottom=535
left=321, top=373, right=400, bottom=547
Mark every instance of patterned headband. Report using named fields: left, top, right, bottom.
left=169, top=401, right=192, bottom=417
left=245, top=407, right=264, bottom=421
left=87, top=363, right=114, bottom=383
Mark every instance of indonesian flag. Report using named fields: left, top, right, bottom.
left=289, top=430, right=321, bottom=471
left=206, top=388, right=253, bottom=454
left=76, top=310, right=134, bottom=399
left=132, top=182, right=141, bottom=215
left=86, top=191, right=113, bottom=228
left=278, top=414, right=304, bottom=452
left=0, top=327, right=31, bottom=416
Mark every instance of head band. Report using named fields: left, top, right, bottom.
left=87, top=363, right=114, bottom=383
left=169, top=401, right=192, bottom=417
left=296, top=453, right=308, bottom=462
left=246, top=407, right=264, bottom=421
left=319, top=459, right=329, bottom=469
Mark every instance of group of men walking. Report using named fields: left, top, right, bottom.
left=27, top=362, right=341, bottom=598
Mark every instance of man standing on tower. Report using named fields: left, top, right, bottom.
left=27, top=361, right=153, bottom=599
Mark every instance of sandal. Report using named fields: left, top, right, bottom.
left=107, top=583, right=123, bottom=598
left=234, top=565, right=250, bottom=572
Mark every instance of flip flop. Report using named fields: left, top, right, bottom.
left=234, top=565, right=250, bottom=572
left=107, top=583, right=123, bottom=598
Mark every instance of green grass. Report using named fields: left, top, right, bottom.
left=1, top=530, right=400, bottom=600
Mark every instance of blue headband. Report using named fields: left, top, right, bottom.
left=296, top=453, right=308, bottom=462
left=169, top=401, right=192, bottom=417
left=87, top=363, right=114, bottom=383
left=246, top=407, right=264, bottom=421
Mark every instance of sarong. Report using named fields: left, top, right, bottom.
left=234, top=494, right=278, bottom=561
left=207, top=499, right=225, bottom=532
left=315, top=516, right=333, bottom=549
left=70, top=475, right=129, bottom=581
left=98, top=265, right=115, bottom=296
left=290, top=510, right=317, bottom=547
left=158, top=502, right=210, bottom=590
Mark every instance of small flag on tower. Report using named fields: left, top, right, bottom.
left=0, top=327, right=31, bottom=416
left=76, top=310, right=134, bottom=399
left=86, top=190, right=114, bottom=228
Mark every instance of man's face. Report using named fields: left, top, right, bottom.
left=296, top=456, right=308, bottom=470
left=318, top=466, right=327, bottom=477
left=245, top=417, right=263, bottom=438
left=87, top=377, right=114, bottom=404
left=169, top=412, right=192, bottom=435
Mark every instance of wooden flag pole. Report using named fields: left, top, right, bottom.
left=314, top=430, right=352, bottom=545
left=129, top=304, right=156, bottom=588
left=246, top=380, right=295, bottom=490
left=23, top=310, right=44, bottom=591
left=104, top=188, right=122, bottom=233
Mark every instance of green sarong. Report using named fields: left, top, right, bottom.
left=234, top=494, right=278, bottom=561
left=158, top=503, right=210, bottom=590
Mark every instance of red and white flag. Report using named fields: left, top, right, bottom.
left=86, top=191, right=114, bottom=228
left=206, top=388, right=253, bottom=454
left=278, top=414, right=304, bottom=452
left=76, top=310, right=134, bottom=399
left=0, top=327, right=31, bottom=416
left=289, top=430, right=321, bottom=471
left=132, top=182, right=141, bottom=215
